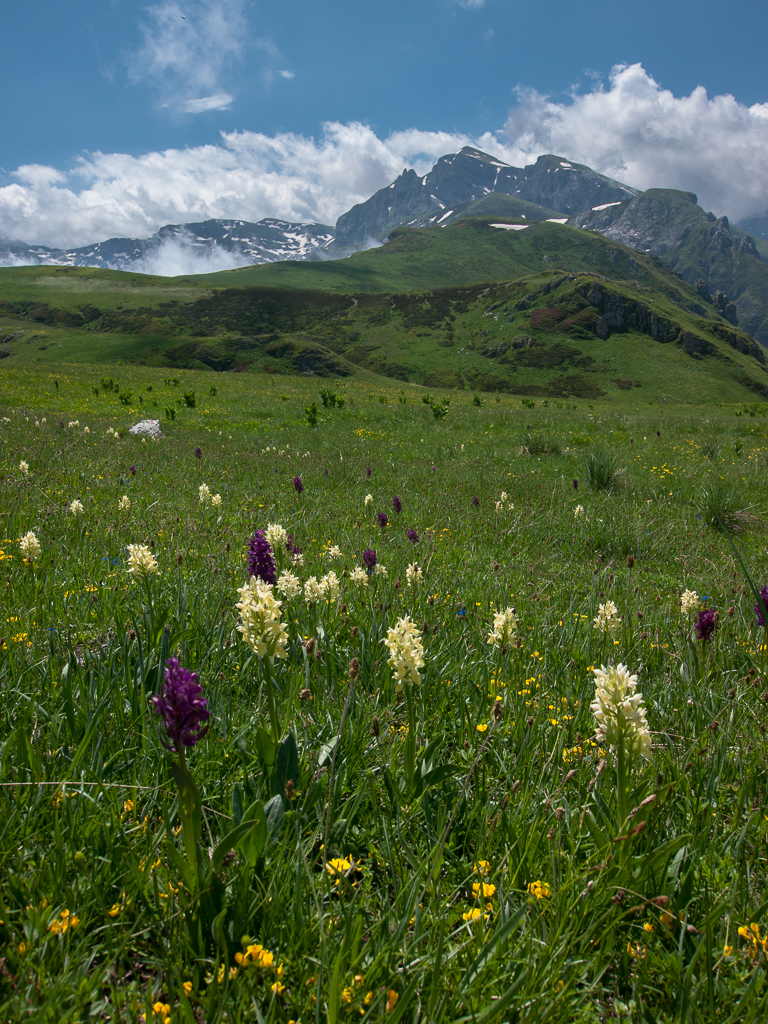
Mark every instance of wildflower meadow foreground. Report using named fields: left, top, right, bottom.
left=3, top=368, right=768, bottom=1023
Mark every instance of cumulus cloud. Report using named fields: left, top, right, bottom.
left=2, top=64, right=768, bottom=252
left=0, top=123, right=475, bottom=248
left=500, top=63, right=768, bottom=221
left=132, top=235, right=254, bottom=276
left=126, top=0, right=250, bottom=113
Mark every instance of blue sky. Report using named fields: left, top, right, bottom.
left=3, top=0, right=768, bottom=248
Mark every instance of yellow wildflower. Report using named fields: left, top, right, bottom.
left=527, top=880, right=551, bottom=899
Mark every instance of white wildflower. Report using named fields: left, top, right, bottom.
left=593, top=600, right=621, bottom=635
left=319, top=571, right=340, bottom=602
left=487, top=607, right=518, bottom=648
left=276, top=570, right=301, bottom=600
left=680, top=589, right=700, bottom=614
left=198, top=483, right=212, bottom=504
left=19, top=460, right=29, bottom=476
left=495, top=501, right=504, bottom=514
left=385, top=617, right=425, bottom=687
left=19, top=531, right=41, bottom=562
left=327, top=545, right=342, bottom=560
left=574, top=505, right=585, bottom=518
left=235, top=579, right=288, bottom=662
left=500, top=491, right=508, bottom=503
left=292, top=551, right=304, bottom=568
left=68, top=420, right=79, bottom=429
left=364, top=494, right=373, bottom=507
left=83, top=426, right=90, bottom=434
left=265, top=523, right=288, bottom=549
left=349, top=566, right=368, bottom=588
left=118, top=495, right=131, bottom=511
left=126, top=543, right=158, bottom=578
left=405, top=562, right=423, bottom=588
left=374, top=563, right=388, bottom=578
left=304, top=576, right=323, bottom=604
left=211, top=493, right=222, bottom=508
left=590, top=663, right=651, bottom=758
left=69, top=499, right=84, bottom=516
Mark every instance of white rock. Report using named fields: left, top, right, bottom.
left=128, top=419, right=162, bottom=437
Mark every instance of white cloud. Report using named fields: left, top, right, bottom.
left=277, top=70, right=295, bottom=80
left=500, top=63, right=768, bottom=221
left=181, top=93, right=234, bottom=113
left=127, top=0, right=249, bottom=113
left=0, top=123, right=474, bottom=248
left=2, top=65, right=768, bottom=252
left=132, top=234, right=254, bottom=276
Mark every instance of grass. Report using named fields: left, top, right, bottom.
left=585, top=450, right=623, bottom=493
left=697, top=479, right=755, bottom=534
left=2, top=246, right=767, bottom=407
left=3, top=364, right=768, bottom=1021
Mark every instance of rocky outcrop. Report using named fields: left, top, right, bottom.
left=570, top=190, right=768, bottom=346
left=576, top=279, right=765, bottom=363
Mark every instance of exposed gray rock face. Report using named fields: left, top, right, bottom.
left=334, top=148, right=638, bottom=250
left=575, top=278, right=765, bottom=362
left=570, top=190, right=768, bottom=347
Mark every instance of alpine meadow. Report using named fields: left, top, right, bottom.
left=4, top=127, right=768, bottom=1023
left=4, top=355, right=768, bottom=1022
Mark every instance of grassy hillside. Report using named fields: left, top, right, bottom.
left=444, top=193, right=563, bottom=224
left=0, top=219, right=729, bottom=303
left=1, top=219, right=766, bottom=404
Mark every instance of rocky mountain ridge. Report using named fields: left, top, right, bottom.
left=0, top=218, right=337, bottom=272
left=3, top=144, right=768, bottom=348
left=568, top=190, right=768, bottom=345
left=0, top=147, right=640, bottom=272
left=333, top=148, right=639, bottom=248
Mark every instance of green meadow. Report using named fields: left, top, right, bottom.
left=3, top=363, right=768, bottom=1022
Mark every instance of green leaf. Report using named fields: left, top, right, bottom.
left=582, top=810, right=610, bottom=852
left=212, top=819, right=263, bottom=873
left=264, top=795, right=284, bottom=848
left=273, top=732, right=300, bottom=799
left=238, top=800, right=268, bottom=867
left=318, top=737, right=338, bottom=768
left=253, top=726, right=276, bottom=767
left=166, top=838, right=196, bottom=891
left=232, top=783, right=243, bottom=827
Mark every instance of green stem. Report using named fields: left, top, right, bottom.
left=177, top=749, right=199, bottom=887
left=263, top=658, right=280, bottom=747
left=404, top=684, right=417, bottom=798
left=142, top=575, right=155, bottom=642
left=616, top=731, right=628, bottom=832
